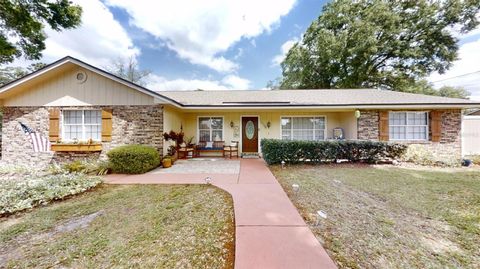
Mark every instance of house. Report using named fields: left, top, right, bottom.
left=0, top=56, right=479, bottom=166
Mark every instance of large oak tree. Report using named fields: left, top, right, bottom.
left=0, top=0, right=82, bottom=64
left=279, top=0, right=480, bottom=96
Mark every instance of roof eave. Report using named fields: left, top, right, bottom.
left=177, top=103, right=480, bottom=110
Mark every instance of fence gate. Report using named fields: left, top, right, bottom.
left=462, top=116, right=480, bottom=156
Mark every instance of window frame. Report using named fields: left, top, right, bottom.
left=388, top=111, right=429, bottom=141
left=280, top=115, right=327, bottom=141
left=61, top=109, right=102, bottom=142
left=197, top=116, right=225, bottom=142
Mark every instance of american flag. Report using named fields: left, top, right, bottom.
left=19, top=122, right=51, bottom=152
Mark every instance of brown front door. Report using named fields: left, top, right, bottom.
left=242, top=117, right=259, bottom=153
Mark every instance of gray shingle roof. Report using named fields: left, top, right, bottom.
left=157, top=89, right=480, bottom=107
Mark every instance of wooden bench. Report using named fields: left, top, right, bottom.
left=195, top=141, right=225, bottom=157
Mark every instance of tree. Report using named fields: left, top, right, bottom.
left=106, top=56, right=151, bottom=86
left=402, top=80, right=470, bottom=99
left=0, top=0, right=82, bottom=64
left=0, top=62, right=46, bottom=86
left=279, top=0, right=480, bottom=92
left=437, top=85, right=470, bottom=99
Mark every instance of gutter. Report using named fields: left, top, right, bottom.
left=175, top=103, right=480, bottom=110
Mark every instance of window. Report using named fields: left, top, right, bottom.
left=281, top=116, right=326, bottom=141
left=62, top=110, right=102, bottom=141
left=389, top=112, right=428, bottom=140
left=198, top=117, right=223, bottom=141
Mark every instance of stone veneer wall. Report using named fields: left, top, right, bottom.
left=358, top=109, right=462, bottom=160
left=1, top=105, right=163, bottom=167
left=357, top=110, right=379, bottom=140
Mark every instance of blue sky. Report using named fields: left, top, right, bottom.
left=112, top=0, right=327, bottom=89
left=17, top=0, right=480, bottom=99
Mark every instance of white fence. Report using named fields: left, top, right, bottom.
left=462, top=116, right=480, bottom=156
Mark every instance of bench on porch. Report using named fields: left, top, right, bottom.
left=195, top=141, right=225, bottom=157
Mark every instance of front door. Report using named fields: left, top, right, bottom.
left=242, top=117, right=259, bottom=153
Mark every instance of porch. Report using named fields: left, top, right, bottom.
left=163, top=106, right=358, bottom=156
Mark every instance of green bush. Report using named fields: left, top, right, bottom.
left=61, top=160, right=110, bottom=175
left=62, top=160, right=86, bottom=173
left=107, top=145, right=160, bottom=174
left=260, top=139, right=407, bottom=165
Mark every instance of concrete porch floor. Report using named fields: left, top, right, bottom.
left=105, top=158, right=337, bottom=269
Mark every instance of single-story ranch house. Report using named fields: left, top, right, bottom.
left=0, top=56, right=479, bottom=166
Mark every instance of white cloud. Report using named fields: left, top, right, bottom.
left=222, top=75, right=251, bottom=89
left=146, top=74, right=251, bottom=91
left=271, top=38, right=298, bottom=66
left=429, top=36, right=480, bottom=101
left=105, top=0, right=296, bottom=72
left=41, top=0, right=139, bottom=67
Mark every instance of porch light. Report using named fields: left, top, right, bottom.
left=316, top=210, right=327, bottom=226
left=355, top=110, right=361, bottom=119
left=205, top=177, right=212, bottom=184
left=281, top=160, right=286, bottom=169
left=266, top=121, right=271, bottom=128
left=292, top=184, right=300, bottom=194
left=230, top=121, right=234, bottom=128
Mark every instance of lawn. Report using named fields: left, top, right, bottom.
left=0, top=184, right=235, bottom=269
left=271, top=164, right=480, bottom=269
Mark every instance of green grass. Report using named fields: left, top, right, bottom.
left=271, top=164, right=480, bottom=269
left=0, top=184, right=235, bottom=269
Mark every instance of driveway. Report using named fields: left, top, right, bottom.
left=105, top=158, right=336, bottom=269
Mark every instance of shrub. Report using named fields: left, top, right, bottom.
left=260, top=139, right=407, bottom=165
left=469, top=155, right=480, bottom=165
left=61, top=160, right=110, bottom=175
left=107, top=145, right=160, bottom=174
left=403, top=145, right=460, bottom=167
left=63, top=160, right=86, bottom=173
left=0, top=173, right=102, bottom=216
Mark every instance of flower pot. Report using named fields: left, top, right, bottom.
left=162, top=158, right=172, bottom=168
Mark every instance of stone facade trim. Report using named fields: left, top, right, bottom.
left=357, top=109, right=462, bottom=160
left=1, top=105, right=163, bottom=166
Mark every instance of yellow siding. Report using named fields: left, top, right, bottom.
left=179, top=110, right=358, bottom=154
left=163, top=105, right=185, bottom=155
left=3, top=66, right=154, bottom=106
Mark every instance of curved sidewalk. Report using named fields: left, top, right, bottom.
left=106, top=159, right=337, bottom=269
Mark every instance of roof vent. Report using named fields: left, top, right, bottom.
left=75, top=71, right=87, bottom=84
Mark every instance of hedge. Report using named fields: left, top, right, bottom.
left=107, top=145, right=160, bottom=174
left=260, top=139, right=407, bottom=165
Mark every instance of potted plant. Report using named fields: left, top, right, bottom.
left=163, top=130, right=185, bottom=162
left=185, top=136, right=195, bottom=147
left=167, top=145, right=177, bottom=164
left=162, top=155, right=172, bottom=168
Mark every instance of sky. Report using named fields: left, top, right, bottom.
left=11, top=0, right=480, bottom=100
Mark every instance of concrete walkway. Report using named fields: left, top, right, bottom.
left=106, top=159, right=336, bottom=269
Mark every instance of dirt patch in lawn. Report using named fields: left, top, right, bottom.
left=271, top=164, right=480, bottom=269
left=0, top=185, right=235, bottom=269
left=0, top=210, right=105, bottom=265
